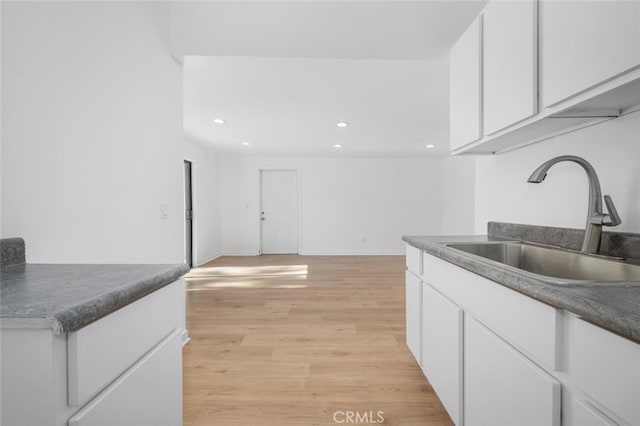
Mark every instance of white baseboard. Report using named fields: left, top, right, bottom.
left=214, top=251, right=403, bottom=257
left=220, top=251, right=260, bottom=256
left=196, top=252, right=221, bottom=266
left=298, top=251, right=405, bottom=256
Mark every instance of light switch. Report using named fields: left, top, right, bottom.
left=160, top=202, right=169, bottom=220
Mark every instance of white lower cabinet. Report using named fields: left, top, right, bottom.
left=405, top=271, right=422, bottom=365
left=0, top=279, right=186, bottom=426
left=565, top=314, right=640, bottom=425
left=464, top=315, right=561, bottom=426
left=68, top=280, right=184, bottom=407
left=68, top=329, right=183, bottom=426
left=406, top=248, right=640, bottom=426
left=421, top=283, right=463, bottom=425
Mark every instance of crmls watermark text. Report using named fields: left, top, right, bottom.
left=333, top=410, right=384, bottom=424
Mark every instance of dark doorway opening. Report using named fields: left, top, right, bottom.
left=184, top=160, right=193, bottom=267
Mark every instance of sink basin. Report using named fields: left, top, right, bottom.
left=445, top=241, right=640, bottom=282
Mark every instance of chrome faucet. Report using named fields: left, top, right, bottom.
left=527, top=155, right=621, bottom=254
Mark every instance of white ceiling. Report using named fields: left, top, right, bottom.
left=175, top=1, right=488, bottom=157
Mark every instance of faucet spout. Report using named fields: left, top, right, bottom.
left=527, top=155, right=621, bottom=254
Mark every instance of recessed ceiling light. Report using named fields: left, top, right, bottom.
left=336, top=122, right=349, bottom=128
left=242, top=142, right=250, bottom=146
left=426, top=144, right=435, bottom=149
left=334, top=144, right=343, bottom=148
left=213, top=118, right=226, bottom=124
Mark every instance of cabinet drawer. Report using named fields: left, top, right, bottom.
left=423, top=253, right=561, bottom=369
left=405, top=244, right=422, bottom=275
left=68, top=279, right=184, bottom=407
left=566, top=314, right=640, bottom=425
left=68, top=328, right=183, bottom=426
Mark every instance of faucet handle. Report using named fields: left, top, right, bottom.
left=603, top=195, right=622, bottom=226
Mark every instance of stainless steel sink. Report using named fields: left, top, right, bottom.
left=445, top=241, right=640, bottom=282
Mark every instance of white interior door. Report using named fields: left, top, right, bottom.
left=260, top=170, right=298, bottom=254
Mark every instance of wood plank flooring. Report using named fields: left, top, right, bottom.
left=183, top=255, right=453, bottom=426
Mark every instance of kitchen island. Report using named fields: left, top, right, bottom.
left=0, top=239, right=189, bottom=426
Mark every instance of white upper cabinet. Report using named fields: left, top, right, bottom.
left=483, top=0, right=538, bottom=135
left=449, top=0, right=640, bottom=155
left=449, top=16, right=483, bottom=151
left=541, top=0, right=640, bottom=108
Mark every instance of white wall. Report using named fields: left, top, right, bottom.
left=442, top=155, right=476, bottom=234
left=1, top=2, right=184, bottom=263
left=219, top=155, right=445, bottom=255
left=185, top=139, right=221, bottom=265
left=474, top=111, right=640, bottom=234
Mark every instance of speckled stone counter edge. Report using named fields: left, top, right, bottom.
left=402, top=233, right=640, bottom=344
left=1, top=238, right=25, bottom=267
left=55, top=264, right=189, bottom=333
left=1, top=264, right=189, bottom=334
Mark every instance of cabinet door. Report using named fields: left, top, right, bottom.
left=406, top=244, right=422, bottom=276
left=541, top=0, right=640, bottom=107
left=405, top=271, right=422, bottom=365
left=422, top=283, right=463, bottom=426
left=567, top=399, right=617, bottom=426
left=483, top=0, right=538, bottom=135
left=450, top=15, right=482, bottom=151
left=68, top=329, right=183, bottom=426
left=464, top=316, right=561, bottom=426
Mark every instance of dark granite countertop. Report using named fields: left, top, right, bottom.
left=403, top=234, right=640, bottom=344
left=0, top=263, right=189, bottom=334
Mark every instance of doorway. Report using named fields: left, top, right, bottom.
left=184, top=160, right=193, bottom=267
left=260, top=169, right=299, bottom=254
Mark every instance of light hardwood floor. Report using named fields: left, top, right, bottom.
left=183, top=255, right=453, bottom=426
